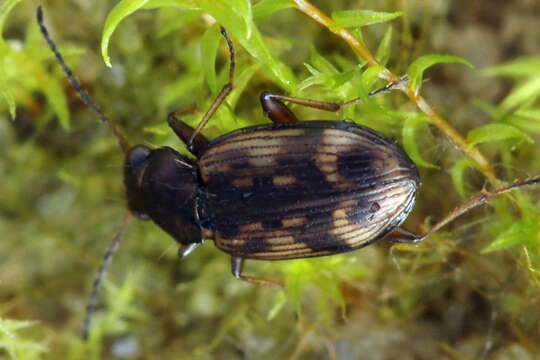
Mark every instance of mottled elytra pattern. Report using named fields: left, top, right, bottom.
left=199, top=121, right=419, bottom=260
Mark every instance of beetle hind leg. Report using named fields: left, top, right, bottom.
left=387, top=228, right=424, bottom=245
left=231, top=257, right=283, bottom=288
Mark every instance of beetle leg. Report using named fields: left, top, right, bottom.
left=167, top=111, right=209, bottom=156
left=187, top=27, right=235, bottom=148
left=259, top=76, right=409, bottom=124
left=387, top=228, right=424, bottom=245
left=231, top=257, right=283, bottom=288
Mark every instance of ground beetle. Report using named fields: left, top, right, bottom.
left=37, top=6, right=540, bottom=338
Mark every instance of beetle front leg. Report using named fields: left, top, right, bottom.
left=260, top=76, right=409, bottom=124
left=167, top=111, right=210, bottom=157
left=231, top=257, right=283, bottom=288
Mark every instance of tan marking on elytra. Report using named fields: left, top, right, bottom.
left=233, top=177, right=253, bottom=188
left=315, top=153, right=338, bottom=177
left=239, top=222, right=263, bottom=233
left=215, top=236, right=246, bottom=250
left=330, top=207, right=375, bottom=246
left=282, top=216, right=308, bottom=228
left=273, top=175, right=297, bottom=186
left=325, top=173, right=340, bottom=183
left=264, top=235, right=296, bottom=246
left=320, top=129, right=360, bottom=150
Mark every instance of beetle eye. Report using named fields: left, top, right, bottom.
left=126, top=145, right=151, bottom=170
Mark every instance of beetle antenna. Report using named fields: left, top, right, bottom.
left=36, top=6, right=131, bottom=154
left=82, top=212, right=131, bottom=340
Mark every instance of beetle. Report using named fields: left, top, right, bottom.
left=36, top=6, right=540, bottom=338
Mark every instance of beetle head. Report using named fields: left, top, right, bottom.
left=124, top=145, right=203, bottom=245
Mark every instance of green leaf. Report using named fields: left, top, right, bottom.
left=201, top=24, right=221, bottom=93
left=450, top=158, right=475, bottom=198
left=143, top=0, right=199, bottom=9
left=402, top=115, right=438, bottom=169
left=508, top=109, right=540, bottom=134
left=253, top=0, right=294, bottom=19
left=197, top=0, right=297, bottom=91
left=483, top=218, right=539, bottom=253
left=5, top=47, right=71, bottom=129
left=267, top=291, right=287, bottom=321
left=101, top=0, right=151, bottom=67
left=0, top=0, right=23, bottom=119
left=407, top=54, right=473, bottom=92
left=500, top=76, right=540, bottom=111
left=331, top=9, right=403, bottom=29
left=309, top=46, right=338, bottom=75
left=483, top=57, right=540, bottom=78
left=375, top=26, right=393, bottom=66
left=466, top=123, right=534, bottom=149
left=228, top=63, right=260, bottom=109
left=360, top=65, right=384, bottom=93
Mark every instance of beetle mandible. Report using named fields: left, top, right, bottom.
left=36, top=6, right=540, bottom=336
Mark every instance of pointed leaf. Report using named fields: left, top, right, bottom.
left=375, top=26, right=393, bottom=66
left=201, top=24, right=221, bottom=93
left=466, top=123, right=533, bottom=149
left=483, top=57, right=540, bottom=78
left=197, top=0, right=297, bottom=91
left=101, top=0, right=151, bottom=67
left=331, top=10, right=403, bottom=29
left=407, top=54, right=473, bottom=92
left=483, top=218, right=538, bottom=253
left=450, top=158, right=475, bottom=198
left=500, top=76, right=540, bottom=111
left=253, top=0, right=294, bottom=19
left=0, top=0, right=24, bottom=119
left=402, top=115, right=439, bottom=169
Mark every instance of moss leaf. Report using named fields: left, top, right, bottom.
left=402, top=115, right=439, bottom=169
left=482, top=56, right=540, bottom=78
left=0, top=0, right=23, bottom=119
left=450, top=158, right=475, bottom=198
left=407, top=54, right=473, bottom=92
left=197, top=0, right=297, bottom=91
left=101, top=0, right=152, bottom=67
left=483, top=218, right=539, bottom=253
left=500, top=75, right=540, bottom=112
left=466, top=123, right=534, bottom=149
left=201, top=24, right=221, bottom=93
left=375, top=26, right=393, bottom=66
left=253, top=0, right=294, bottom=19
left=331, top=9, right=403, bottom=29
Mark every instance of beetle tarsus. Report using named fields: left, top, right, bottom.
left=387, top=228, right=424, bottom=245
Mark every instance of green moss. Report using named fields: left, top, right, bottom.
left=1, top=0, right=540, bottom=358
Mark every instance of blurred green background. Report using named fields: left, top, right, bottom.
left=1, top=0, right=540, bottom=359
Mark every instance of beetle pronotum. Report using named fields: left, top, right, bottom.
left=36, top=6, right=540, bottom=339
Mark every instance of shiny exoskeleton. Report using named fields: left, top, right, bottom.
left=125, top=102, right=419, bottom=284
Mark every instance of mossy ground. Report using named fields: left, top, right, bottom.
left=1, top=0, right=540, bottom=359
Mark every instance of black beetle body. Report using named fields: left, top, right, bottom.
left=126, top=120, right=419, bottom=261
